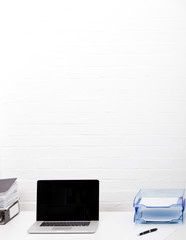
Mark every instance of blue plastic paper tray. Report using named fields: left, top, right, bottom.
left=133, top=189, right=185, bottom=223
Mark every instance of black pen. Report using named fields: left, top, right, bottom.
left=139, top=228, right=158, bottom=236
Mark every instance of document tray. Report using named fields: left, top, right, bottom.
left=133, top=189, right=185, bottom=223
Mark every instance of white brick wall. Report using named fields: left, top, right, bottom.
left=0, top=0, right=186, bottom=211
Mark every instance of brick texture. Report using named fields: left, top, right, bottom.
left=0, top=0, right=186, bottom=211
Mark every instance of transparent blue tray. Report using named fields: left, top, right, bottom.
left=133, top=189, right=185, bottom=223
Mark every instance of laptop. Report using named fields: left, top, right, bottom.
left=28, top=179, right=99, bottom=234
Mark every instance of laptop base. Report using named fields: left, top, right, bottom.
left=28, top=221, right=99, bottom=234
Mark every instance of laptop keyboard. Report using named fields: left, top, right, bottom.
left=41, top=221, right=90, bottom=227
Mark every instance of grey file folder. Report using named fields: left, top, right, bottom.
left=0, top=178, right=20, bottom=224
left=0, top=178, right=17, bottom=194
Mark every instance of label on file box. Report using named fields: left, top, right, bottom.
left=9, top=202, right=19, bottom=219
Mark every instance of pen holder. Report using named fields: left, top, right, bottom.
left=133, top=189, right=185, bottom=224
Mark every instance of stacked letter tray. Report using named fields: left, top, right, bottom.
left=133, top=189, right=185, bottom=223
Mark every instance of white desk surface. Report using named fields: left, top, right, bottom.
left=0, top=211, right=185, bottom=240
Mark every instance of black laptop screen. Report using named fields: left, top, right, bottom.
left=37, top=180, right=99, bottom=221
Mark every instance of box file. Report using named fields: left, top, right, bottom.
left=0, top=201, right=20, bottom=224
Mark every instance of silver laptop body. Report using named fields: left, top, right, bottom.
left=28, top=180, right=99, bottom=234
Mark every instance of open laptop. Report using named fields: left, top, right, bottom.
left=28, top=179, right=99, bottom=234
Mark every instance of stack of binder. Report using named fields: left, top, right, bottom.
left=0, top=178, right=20, bottom=224
left=133, top=189, right=185, bottom=223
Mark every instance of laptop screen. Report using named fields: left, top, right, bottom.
left=37, top=180, right=99, bottom=221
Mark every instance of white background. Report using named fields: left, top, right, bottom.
left=0, top=0, right=186, bottom=211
